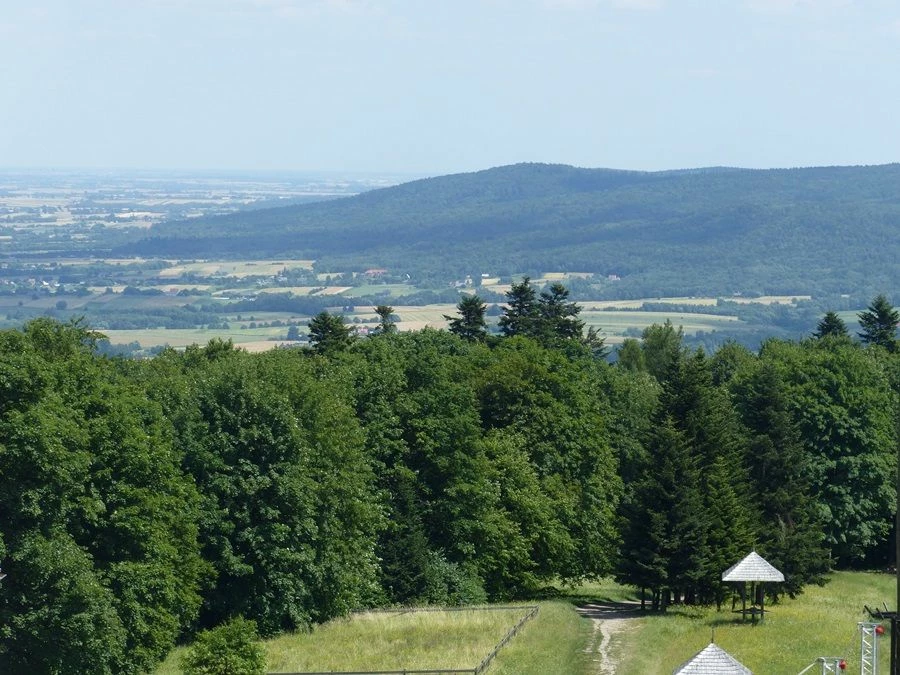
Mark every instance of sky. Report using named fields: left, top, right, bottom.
left=2, top=0, right=899, bottom=175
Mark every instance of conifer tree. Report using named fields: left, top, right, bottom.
left=618, top=417, right=706, bottom=609
left=444, top=294, right=488, bottom=342
left=813, top=310, right=849, bottom=340
left=537, top=282, right=584, bottom=343
left=858, top=294, right=899, bottom=351
left=616, top=338, right=646, bottom=372
left=732, top=362, right=830, bottom=595
left=498, top=277, right=539, bottom=338
left=374, top=305, right=397, bottom=335
left=308, top=311, right=354, bottom=355
left=641, top=320, right=685, bottom=382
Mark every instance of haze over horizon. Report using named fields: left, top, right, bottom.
left=3, top=0, right=899, bottom=176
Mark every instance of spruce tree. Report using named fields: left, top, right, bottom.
left=732, top=362, right=830, bottom=595
left=374, top=305, right=397, bottom=335
left=537, top=282, right=584, bottom=343
left=617, top=417, right=707, bottom=609
left=498, top=277, right=539, bottom=338
left=308, top=311, right=354, bottom=355
left=813, top=310, right=848, bottom=340
left=444, top=295, right=488, bottom=342
left=858, top=294, right=899, bottom=351
left=641, top=320, right=685, bottom=382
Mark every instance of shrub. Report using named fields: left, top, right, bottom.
left=181, top=617, right=266, bottom=675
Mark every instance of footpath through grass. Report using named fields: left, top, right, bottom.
left=155, top=571, right=894, bottom=675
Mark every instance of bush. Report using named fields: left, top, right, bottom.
left=422, top=551, right=487, bottom=606
left=181, top=617, right=266, bottom=675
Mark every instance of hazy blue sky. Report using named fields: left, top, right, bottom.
left=2, top=0, right=899, bottom=175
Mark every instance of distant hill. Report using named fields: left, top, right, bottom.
left=126, top=163, right=900, bottom=298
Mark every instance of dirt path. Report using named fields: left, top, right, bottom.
left=577, top=601, right=643, bottom=674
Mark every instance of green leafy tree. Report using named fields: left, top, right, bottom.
left=477, top=338, right=621, bottom=582
left=1, top=531, right=127, bottom=674
left=595, top=365, right=659, bottom=489
left=178, top=351, right=379, bottom=634
left=0, top=320, right=206, bottom=674
left=445, top=294, right=488, bottom=342
left=181, top=617, right=266, bottom=675
left=759, top=338, right=896, bottom=564
left=858, top=294, right=899, bottom=351
left=709, top=340, right=756, bottom=387
left=308, top=311, right=354, bottom=355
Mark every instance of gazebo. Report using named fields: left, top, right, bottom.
left=673, top=643, right=752, bottom=674
left=721, top=551, right=784, bottom=623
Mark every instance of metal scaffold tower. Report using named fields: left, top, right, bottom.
left=798, top=656, right=847, bottom=675
left=860, top=622, right=882, bottom=675
left=818, top=657, right=847, bottom=674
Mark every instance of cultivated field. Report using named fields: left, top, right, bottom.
left=157, top=260, right=315, bottom=278
left=86, top=303, right=743, bottom=351
left=0, top=253, right=819, bottom=352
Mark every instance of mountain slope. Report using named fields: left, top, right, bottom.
left=128, top=163, right=900, bottom=297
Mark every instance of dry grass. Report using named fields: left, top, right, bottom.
left=158, top=260, right=314, bottom=278
left=155, top=606, right=536, bottom=674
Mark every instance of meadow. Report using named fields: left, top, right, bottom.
left=615, top=571, right=894, bottom=674
left=154, top=605, right=560, bottom=674
left=152, top=572, right=894, bottom=674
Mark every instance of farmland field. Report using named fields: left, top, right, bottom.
left=157, top=259, right=315, bottom=278
left=0, top=250, right=823, bottom=352
left=83, top=303, right=744, bottom=350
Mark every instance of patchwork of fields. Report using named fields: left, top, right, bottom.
left=0, top=257, right=821, bottom=352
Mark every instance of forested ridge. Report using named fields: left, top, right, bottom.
left=0, top=287, right=898, bottom=672
left=128, top=162, right=900, bottom=297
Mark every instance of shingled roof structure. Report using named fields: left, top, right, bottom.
left=673, top=643, right=752, bottom=674
left=721, top=551, right=784, bottom=583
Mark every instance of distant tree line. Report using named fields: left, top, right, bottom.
left=0, top=288, right=898, bottom=671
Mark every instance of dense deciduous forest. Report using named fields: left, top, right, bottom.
left=128, top=163, right=900, bottom=298
left=0, top=285, right=898, bottom=672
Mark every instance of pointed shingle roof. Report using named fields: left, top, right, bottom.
left=721, top=551, right=784, bottom=583
left=673, top=643, right=752, bottom=674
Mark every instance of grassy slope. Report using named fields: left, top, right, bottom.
left=616, top=571, right=895, bottom=675
left=153, top=572, right=893, bottom=675
left=155, top=605, right=583, bottom=675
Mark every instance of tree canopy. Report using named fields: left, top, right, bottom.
left=2, top=305, right=899, bottom=669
